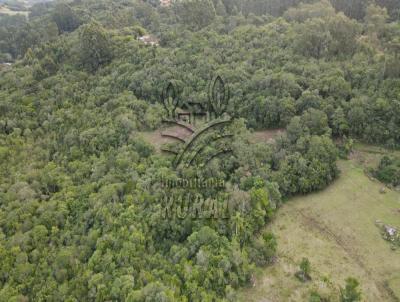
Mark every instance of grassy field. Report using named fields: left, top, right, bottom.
left=239, top=146, right=400, bottom=302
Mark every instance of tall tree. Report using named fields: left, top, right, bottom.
left=174, top=0, right=216, bottom=30
left=78, top=22, right=113, bottom=73
left=52, top=3, right=81, bottom=34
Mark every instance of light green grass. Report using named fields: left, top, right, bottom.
left=239, top=155, right=400, bottom=301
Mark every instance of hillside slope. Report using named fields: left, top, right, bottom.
left=240, top=149, right=400, bottom=301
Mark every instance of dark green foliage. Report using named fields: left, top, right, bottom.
left=340, top=277, right=362, bottom=302
left=78, top=22, right=113, bottom=72
left=52, top=3, right=82, bottom=34
left=309, top=291, right=323, bottom=302
left=0, top=15, right=38, bottom=60
left=374, top=156, right=400, bottom=187
left=309, top=290, right=331, bottom=302
left=173, top=0, right=216, bottom=30
left=300, top=258, right=311, bottom=276
left=337, top=137, right=354, bottom=159
left=0, top=0, right=398, bottom=300
left=248, top=232, right=277, bottom=266
left=295, top=257, right=311, bottom=282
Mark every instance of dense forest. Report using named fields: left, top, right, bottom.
left=0, top=0, right=399, bottom=301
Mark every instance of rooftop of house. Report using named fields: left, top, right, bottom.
left=138, top=35, right=159, bottom=46
left=160, top=0, right=171, bottom=7
left=0, top=62, right=12, bottom=69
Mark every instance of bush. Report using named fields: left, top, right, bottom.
left=374, top=156, right=400, bottom=187
left=295, top=257, right=311, bottom=282
left=340, top=277, right=362, bottom=302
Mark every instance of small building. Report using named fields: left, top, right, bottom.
left=0, top=62, right=12, bottom=70
left=138, top=35, right=159, bottom=46
left=160, top=0, right=171, bottom=7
